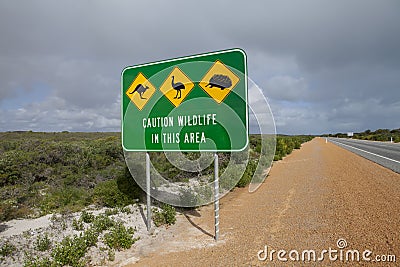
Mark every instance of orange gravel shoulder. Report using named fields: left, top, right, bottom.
left=124, top=138, right=400, bottom=266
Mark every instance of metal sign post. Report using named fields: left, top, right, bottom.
left=214, top=153, right=219, bottom=241
left=146, top=153, right=151, bottom=231
left=122, top=49, right=248, bottom=236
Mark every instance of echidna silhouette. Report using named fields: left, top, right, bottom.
left=129, top=84, right=149, bottom=99
left=206, top=74, right=232, bottom=90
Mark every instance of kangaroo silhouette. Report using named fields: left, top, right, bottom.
left=129, top=84, right=149, bottom=99
left=171, top=76, right=185, bottom=99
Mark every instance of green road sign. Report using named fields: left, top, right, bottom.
left=121, top=48, right=248, bottom=152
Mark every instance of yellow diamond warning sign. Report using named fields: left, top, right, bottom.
left=125, top=72, right=156, bottom=110
left=159, top=67, right=194, bottom=107
left=199, top=60, right=240, bottom=104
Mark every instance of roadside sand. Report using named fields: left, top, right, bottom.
left=0, top=205, right=182, bottom=266
left=124, top=137, right=400, bottom=266
left=0, top=214, right=53, bottom=238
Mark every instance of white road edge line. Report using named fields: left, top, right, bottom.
left=329, top=139, right=400, bottom=165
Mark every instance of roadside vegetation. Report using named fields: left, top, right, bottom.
left=0, top=131, right=312, bottom=223
left=325, top=128, right=400, bottom=143
left=0, top=132, right=140, bottom=222
left=273, top=135, right=314, bottom=161
left=0, top=132, right=313, bottom=222
left=19, top=208, right=138, bottom=266
left=0, top=131, right=312, bottom=265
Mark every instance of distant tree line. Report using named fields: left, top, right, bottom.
left=323, top=128, right=400, bottom=143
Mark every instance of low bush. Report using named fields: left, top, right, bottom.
left=274, top=136, right=313, bottom=161
left=80, top=210, right=95, bottom=223
left=72, top=218, right=84, bottom=231
left=103, top=223, right=137, bottom=250
left=51, top=235, right=87, bottom=267
left=30, top=213, right=134, bottom=265
left=40, top=186, right=91, bottom=214
left=105, top=208, right=119, bottom=216
left=82, top=227, right=99, bottom=247
left=24, top=255, right=52, bottom=267
left=0, top=241, right=16, bottom=258
left=162, top=204, right=176, bottom=225
left=236, top=160, right=257, bottom=188
left=152, top=204, right=176, bottom=227
left=93, top=180, right=133, bottom=208
left=108, top=248, right=116, bottom=261
left=92, top=214, right=115, bottom=232
left=35, top=233, right=51, bottom=252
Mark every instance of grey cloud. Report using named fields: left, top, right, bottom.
left=215, top=0, right=400, bottom=71
left=0, top=95, right=120, bottom=132
left=263, top=75, right=309, bottom=102
left=0, top=0, right=399, bottom=134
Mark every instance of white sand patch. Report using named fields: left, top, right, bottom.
left=0, top=203, right=220, bottom=266
left=0, top=214, right=53, bottom=238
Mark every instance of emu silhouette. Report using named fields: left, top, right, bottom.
left=171, top=76, right=185, bottom=99
left=129, top=84, right=149, bottom=99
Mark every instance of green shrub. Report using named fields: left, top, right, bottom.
left=0, top=241, right=16, bottom=257
left=92, top=214, right=115, bottom=232
left=105, top=208, right=119, bottom=216
left=72, top=218, right=84, bottom=231
left=162, top=204, right=176, bottom=225
left=116, top=166, right=142, bottom=200
left=120, top=206, right=132, bottom=214
left=93, top=180, right=132, bottom=208
left=24, top=255, right=52, bottom=267
left=0, top=132, right=131, bottom=219
left=272, top=136, right=312, bottom=161
left=40, top=186, right=91, bottom=214
left=152, top=204, right=176, bottom=227
left=51, top=235, right=87, bottom=267
left=80, top=210, right=95, bottom=223
left=152, top=209, right=165, bottom=227
left=82, top=227, right=99, bottom=247
left=194, top=186, right=213, bottom=205
left=236, top=160, right=257, bottom=187
left=103, top=223, right=137, bottom=250
left=108, top=248, right=116, bottom=261
left=35, top=233, right=51, bottom=251
left=0, top=200, right=18, bottom=221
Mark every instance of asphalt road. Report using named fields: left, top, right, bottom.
left=328, top=138, right=400, bottom=173
left=127, top=138, right=400, bottom=266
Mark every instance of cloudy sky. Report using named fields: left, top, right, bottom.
left=0, top=0, right=399, bottom=134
